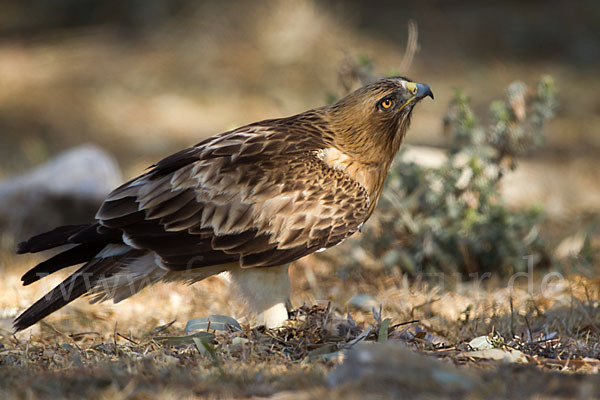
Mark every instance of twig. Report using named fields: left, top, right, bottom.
left=117, top=332, right=139, bottom=345
left=390, top=320, right=420, bottom=330
left=398, top=20, right=418, bottom=73
left=113, top=322, right=118, bottom=356
left=524, top=315, right=533, bottom=342
left=509, top=295, right=515, bottom=338
left=69, top=331, right=101, bottom=341
left=142, top=319, right=176, bottom=339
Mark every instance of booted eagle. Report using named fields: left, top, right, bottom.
left=14, top=77, right=433, bottom=331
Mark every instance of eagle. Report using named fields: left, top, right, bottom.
left=14, top=77, right=433, bottom=331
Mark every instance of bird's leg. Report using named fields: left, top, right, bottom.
left=228, top=264, right=290, bottom=328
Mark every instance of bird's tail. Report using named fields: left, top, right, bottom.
left=14, top=224, right=225, bottom=332
left=13, top=224, right=146, bottom=332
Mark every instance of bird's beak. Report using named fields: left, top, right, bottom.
left=415, top=83, right=434, bottom=100
left=398, top=81, right=434, bottom=112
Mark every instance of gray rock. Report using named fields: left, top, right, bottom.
left=0, top=145, right=122, bottom=243
left=327, top=342, right=478, bottom=395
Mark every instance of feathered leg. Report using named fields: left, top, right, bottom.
left=228, top=264, right=290, bottom=328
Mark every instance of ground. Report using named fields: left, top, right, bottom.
left=2, top=249, right=600, bottom=399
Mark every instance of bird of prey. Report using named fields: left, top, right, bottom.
left=14, top=77, right=433, bottom=331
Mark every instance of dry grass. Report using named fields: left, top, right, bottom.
left=2, top=247, right=600, bottom=399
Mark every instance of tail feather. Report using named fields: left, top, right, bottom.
left=17, top=223, right=122, bottom=255
left=17, top=225, right=89, bottom=254
left=14, top=223, right=135, bottom=332
left=13, top=248, right=145, bottom=332
left=21, top=242, right=107, bottom=286
left=14, top=258, right=116, bottom=331
left=67, top=224, right=122, bottom=244
left=18, top=223, right=123, bottom=286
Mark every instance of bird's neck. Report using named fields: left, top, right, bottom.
left=315, top=146, right=395, bottom=217
left=319, top=112, right=412, bottom=216
left=325, top=110, right=411, bottom=167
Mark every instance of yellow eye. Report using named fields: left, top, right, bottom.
left=381, top=99, right=393, bottom=109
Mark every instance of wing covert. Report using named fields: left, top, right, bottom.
left=96, top=123, right=369, bottom=269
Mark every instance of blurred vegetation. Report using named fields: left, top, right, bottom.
left=365, top=77, right=556, bottom=277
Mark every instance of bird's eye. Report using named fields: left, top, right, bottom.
left=410, top=86, right=418, bottom=95
left=380, top=99, right=394, bottom=110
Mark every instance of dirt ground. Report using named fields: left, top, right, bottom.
left=3, top=250, right=600, bottom=399
left=1, top=1, right=600, bottom=399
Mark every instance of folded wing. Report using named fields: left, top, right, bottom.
left=97, top=122, right=370, bottom=270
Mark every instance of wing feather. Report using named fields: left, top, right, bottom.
left=146, top=190, right=196, bottom=219
left=163, top=209, right=204, bottom=231
left=96, top=119, right=370, bottom=270
left=158, top=197, right=201, bottom=224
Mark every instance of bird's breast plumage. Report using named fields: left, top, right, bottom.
left=314, top=147, right=383, bottom=198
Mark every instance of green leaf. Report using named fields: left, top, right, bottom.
left=378, top=318, right=391, bottom=343
left=192, top=337, right=208, bottom=355
left=185, top=315, right=242, bottom=335
left=195, top=337, right=225, bottom=375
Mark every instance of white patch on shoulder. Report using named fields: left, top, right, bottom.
left=314, top=147, right=374, bottom=194
left=314, top=147, right=353, bottom=172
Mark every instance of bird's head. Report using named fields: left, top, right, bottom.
left=326, top=76, right=433, bottom=165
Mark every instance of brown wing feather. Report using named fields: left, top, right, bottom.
left=95, top=117, right=370, bottom=270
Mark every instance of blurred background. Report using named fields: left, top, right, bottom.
left=0, top=0, right=599, bottom=265
left=2, top=4, right=600, bottom=397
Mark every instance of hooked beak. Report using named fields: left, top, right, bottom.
left=397, top=81, right=434, bottom=112
left=415, top=83, right=434, bottom=100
